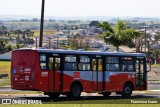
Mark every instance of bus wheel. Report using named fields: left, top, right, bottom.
left=122, top=84, right=132, bottom=97
left=102, top=92, right=111, bottom=97
left=68, top=83, right=82, bottom=99
left=48, top=93, right=60, bottom=99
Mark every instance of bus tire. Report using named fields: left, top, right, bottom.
left=68, top=83, right=82, bottom=99
left=102, top=92, right=111, bottom=97
left=122, top=84, right=133, bottom=97
left=48, top=92, right=60, bottom=99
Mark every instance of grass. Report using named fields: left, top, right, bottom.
left=0, top=61, right=11, bottom=75
left=0, top=91, right=42, bottom=94
left=33, top=30, right=58, bottom=37
left=0, top=77, right=10, bottom=86
left=0, top=61, right=11, bottom=86
left=151, top=64, right=160, bottom=68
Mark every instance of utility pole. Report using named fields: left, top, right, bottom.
left=35, top=37, right=38, bottom=49
left=144, top=26, right=147, bottom=53
left=143, top=26, right=149, bottom=54
left=39, top=0, right=45, bottom=47
left=48, top=38, right=51, bottom=49
left=57, top=36, right=59, bottom=49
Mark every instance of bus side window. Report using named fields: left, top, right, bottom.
left=55, top=58, right=60, bottom=70
left=98, top=59, right=102, bottom=71
left=78, top=56, right=90, bottom=71
left=64, top=55, right=77, bottom=71
left=48, top=57, right=53, bottom=70
left=92, top=59, right=96, bottom=71
left=121, top=57, right=134, bottom=71
left=106, top=57, right=119, bottom=71
left=40, top=54, right=47, bottom=70
left=40, top=62, right=47, bottom=69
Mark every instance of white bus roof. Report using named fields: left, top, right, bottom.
left=14, top=48, right=146, bottom=57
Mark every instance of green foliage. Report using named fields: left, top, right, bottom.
left=0, top=78, right=10, bottom=86
left=89, top=21, right=100, bottom=27
left=98, top=20, right=140, bottom=51
left=16, top=44, right=25, bottom=49
left=0, top=40, right=6, bottom=49
left=6, top=44, right=13, bottom=52
left=33, top=30, right=57, bottom=36
left=0, top=40, right=25, bottom=52
left=0, top=61, right=10, bottom=75
left=0, top=40, right=15, bottom=52
left=149, top=49, right=160, bottom=58
left=95, top=34, right=104, bottom=40
left=97, top=21, right=114, bottom=33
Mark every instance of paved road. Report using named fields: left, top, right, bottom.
left=0, top=87, right=20, bottom=92
left=148, top=82, right=160, bottom=90
left=0, top=84, right=160, bottom=104
left=0, top=82, right=159, bottom=92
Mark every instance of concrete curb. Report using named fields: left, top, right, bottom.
left=0, top=94, right=44, bottom=97
left=148, top=81, right=160, bottom=83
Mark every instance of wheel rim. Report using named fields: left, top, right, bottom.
left=125, top=87, right=131, bottom=94
left=72, top=87, right=80, bottom=96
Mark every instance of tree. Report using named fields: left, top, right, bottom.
left=0, top=40, right=6, bottom=49
left=15, top=30, right=22, bottom=38
left=89, top=21, right=100, bottom=27
left=98, top=20, right=140, bottom=51
left=32, top=18, right=39, bottom=22
left=6, top=44, right=13, bottom=52
left=24, top=30, right=34, bottom=38
left=16, top=44, right=25, bottom=49
left=0, top=40, right=7, bottom=53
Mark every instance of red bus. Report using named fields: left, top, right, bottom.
left=11, top=49, right=149, bottom=98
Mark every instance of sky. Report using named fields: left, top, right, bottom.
left=0, top=0, right=160, bottom=17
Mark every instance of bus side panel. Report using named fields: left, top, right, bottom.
left=81, top=80, right=92, bottom=92
left=63, top=71, right=74, bottom=92
left=80, top=71, right=92, bottom=92
left=105, top=72, right=136, bottom=92
left=34, top=52, right=49, bottom=92
left=62, top=71, right=93, bottom=92
left=55, top=70, right=61, bottom=92
left=48, top=70, right=61, bottom=92
left=48, top=70, right=54, bottom=92
left=38, top=70, right=49, bottom=92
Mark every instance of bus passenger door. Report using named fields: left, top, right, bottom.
left=48, top=57, right=61, bottom=92
left=136, top=58, right=146, bottom=90
left=92, top=58, right=103, bottom=91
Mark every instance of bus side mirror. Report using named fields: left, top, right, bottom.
left=147, top=61, right=151, bottom=72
